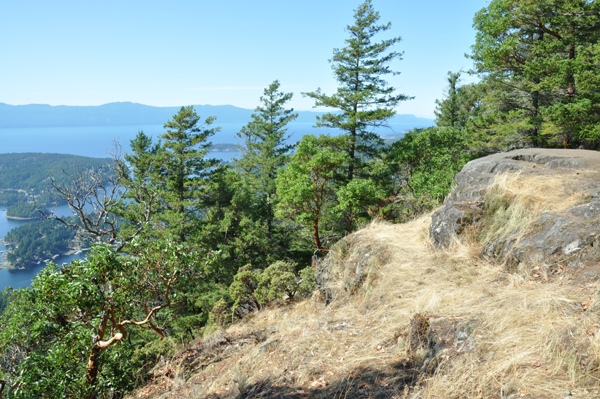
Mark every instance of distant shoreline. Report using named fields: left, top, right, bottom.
left=4, top=214, right=39, bottom=221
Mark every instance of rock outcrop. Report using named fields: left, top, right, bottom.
left=431, top=149, right=600, bottom=270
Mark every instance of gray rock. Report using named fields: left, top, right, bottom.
left=431, top=149, right=600, bottom=269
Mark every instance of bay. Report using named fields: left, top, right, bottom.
left=0, top=121, right=411, bottom=160
left=0, top=123, right=245, bottom=160
left=0, top=204, right=84, bottom=291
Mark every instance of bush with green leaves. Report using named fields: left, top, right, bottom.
left=229, top=262, right=316, bottom=318
left=383, top=127, right=472, bottom=222
left=0, top=240, right=213, bottom=399
left=255, top=261, right=299, bottom=305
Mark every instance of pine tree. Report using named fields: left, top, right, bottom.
left=156, top=106, right=219, bottom=242
left=435, top=72, right=462, bottom=128
left=236, top=80, right=297, bottom=239
left=471, top=0, right=600, bottom=148
left=304, top=0, right=412, bottom=182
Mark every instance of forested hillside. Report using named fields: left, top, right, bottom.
left=0, top=154, right=111, bottom=270
left=0, top=153, right=110, bottom=205
left=0, top=1, right=598, bottom=398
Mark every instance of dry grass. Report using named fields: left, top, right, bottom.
left=476, top=172, right=588, bottom=248
left=129, top=214, right=600, bottom=399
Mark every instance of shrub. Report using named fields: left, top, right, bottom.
left=229, top=262, right=316, bottom=318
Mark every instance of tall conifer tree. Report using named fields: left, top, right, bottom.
left=236, top=80, right=297, bottom=238
left=157, top=106, right=219, bottom=242
left=304, top=0, right=412, bottom=182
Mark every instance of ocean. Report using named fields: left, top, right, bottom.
left=0, top=121, right=335, bottom=159
left=0, top=120, right=414, bottom=159
left=0, top=205, right=85, bottom=291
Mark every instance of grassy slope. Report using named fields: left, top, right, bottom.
left=128, top=208, right=600, bottom=399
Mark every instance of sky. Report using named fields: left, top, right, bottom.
left=0, top=1, right=489, bottom=119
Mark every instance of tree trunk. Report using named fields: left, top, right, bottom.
left=85, top=312, right=109, bottom=398
left=313, top=216, right=324, bottom=253
left=85, top=346, right=102, bottom=399
left=564, top=35, right=576, bottom=149
left=347, top=136, right=356, bottom=183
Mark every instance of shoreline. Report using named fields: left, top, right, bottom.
left=0, top=252, right=15, bottom=271
left=0, top=247, right=85, bottom=271
left=4, top=214, right=40, bottom=221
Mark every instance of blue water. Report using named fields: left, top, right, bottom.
left=0, top=205, right=84, bottom=291
left=0, top=123, right=246, bottom=159
left=0, top=122, right=331, bottom=159
left=0, top=121, right=412, bottom=159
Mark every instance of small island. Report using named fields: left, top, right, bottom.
left=4, top=202, right=46, bottom=221
left=2, top=218, right=78, bottom=269
left=0, top=154, right=108, bottom=270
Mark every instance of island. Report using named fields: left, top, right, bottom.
left=209, top=143, right=240, bottom=152
left=3, top=218, right=78, bottom=269
left=5, top=202, right=46, bottom=220
left=0, top=153, right=109, bottom=269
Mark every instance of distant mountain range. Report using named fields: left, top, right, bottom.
left=0, top=102, right=434, bottom=130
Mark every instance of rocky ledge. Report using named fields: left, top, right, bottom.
left=431, top=149, right=600, bottom=272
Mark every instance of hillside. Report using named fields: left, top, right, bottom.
left=127, top=149, right=600, bottom=399
left=128, top=219, right=600, bottom=399
left=0, top=153, right=110, bottom=193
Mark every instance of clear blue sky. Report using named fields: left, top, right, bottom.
left=0, top=1, right=488, bottom=118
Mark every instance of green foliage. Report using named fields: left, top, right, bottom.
left=276, top=134, right=349, bottom=252
left=5, top=202, right=45, bottom=219
left=221, top=80, right=299, bottom=268
left=0, top=190, right=26, bottom=206
left=0, top=288, right=12, bottom=315
left=303, top=0, right=412, bottom=182
left=0, top=153, right=110, bottom=193
left=229, top=262, right=316, bottom=318
left=385, top=127, right=471, bottom=221
left=156, top=106, right=220, bottom=242
left=229, top=264, right=261, bottom=316
left=196, top=168, right=275, bottom=280
left=237, top=80, right=296, bottom=191
left=470, top=0, right=600, bottom=148
left=208, top=297, right=232, bottom=327
left=435, top=72, right=463, bottom=128
left=255, top=261, right=298, bottom=305
left=335, top=178, right=386, bottom=229
left=118, top=106, right=221, bottom=245
left=0, top=240, right=212, bottom=398
left=297, top=266, right=317, bottom=297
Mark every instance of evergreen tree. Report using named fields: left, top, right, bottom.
left=471, top=0, right=600, bottom=148
left=156, top=106, right=220, bottom=242
left=435, top=71, right=462, bottom=129
left=236, top=80, right=297, bottom=240
left=304, top=0, right=412, bottom=182
left=118, top=131, right=163, bottom=242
